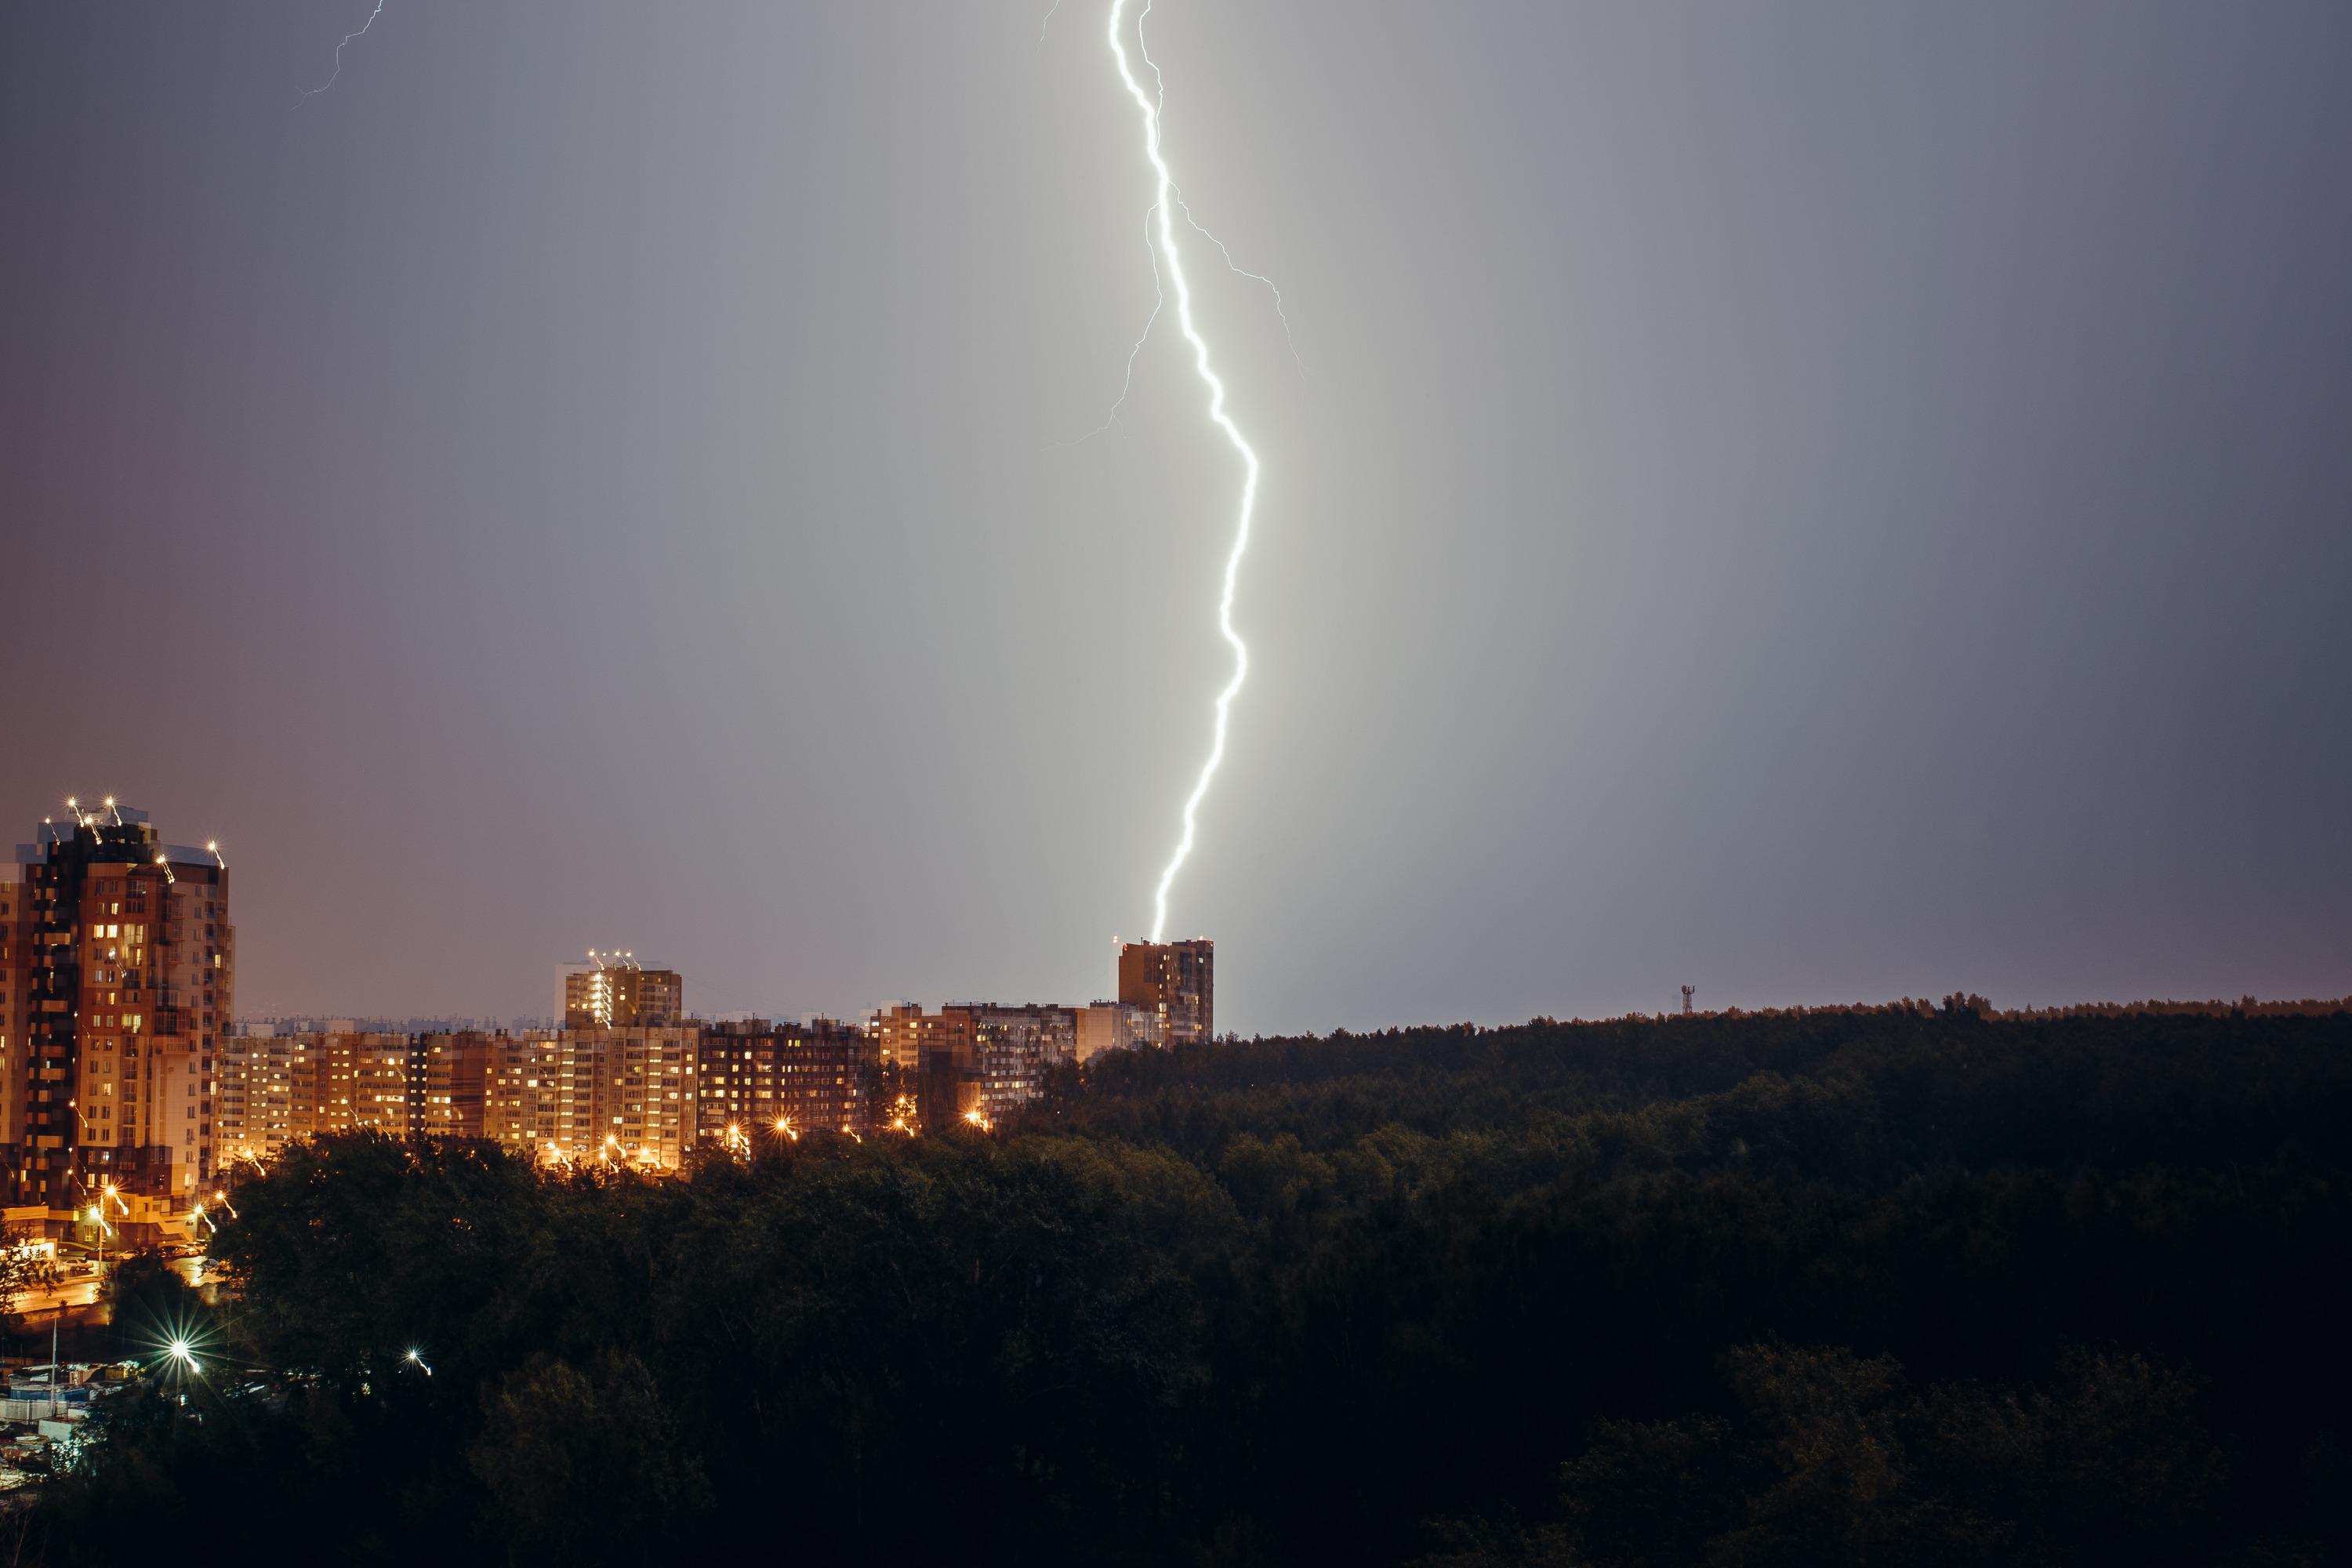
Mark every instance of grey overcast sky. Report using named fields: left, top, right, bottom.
left=3, top=2, right=2347, bottom=1030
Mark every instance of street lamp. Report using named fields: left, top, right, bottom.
left=404, top=1348, right=433, bottom=1377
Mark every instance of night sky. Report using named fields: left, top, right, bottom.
left=3, top=2, right=2346, bottom=1030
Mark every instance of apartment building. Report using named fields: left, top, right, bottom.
left=1, top=804, right=232, bottom=1214
left=1116, top=939, right=1214, bottom=1047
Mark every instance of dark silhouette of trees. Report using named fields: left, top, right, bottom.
left=20, top=1004, right=2352, bottom=1565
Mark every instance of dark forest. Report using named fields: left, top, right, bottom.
left=19, top=1001, right=2351, bottom=1565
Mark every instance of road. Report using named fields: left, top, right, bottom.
left=8, top=1257, right=211, bottom=1321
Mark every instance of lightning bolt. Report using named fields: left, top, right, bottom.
left=1178, top=201, right=1305, bottom=372
left=1106, top=0, right=1264, bottom=944
left=1058, top=205, right=1163, bottom=446
left=302, top=0, right=386, bottom=100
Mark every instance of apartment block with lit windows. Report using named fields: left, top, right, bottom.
left=1, top=879, right=31, bottom=1154
left=485, top=1031, right=566, bottom=1155
left=553, top=1026, right=697, bottom=1167
left=218, top=1025, right=310, bottom=1163
left=222, top=1027, right=498, bottom=1152
left=695, top=1018, right=878, bottom=1144
left=866, top=1003, right=1077, bottom=1129
left=1076, top=1000, right=1163, bottom=1060
left=1, top=805, right=232, bottom=1218
left=972, top=1004, right=1077, bottom=1121
left=870, top=1004, right=977, bottom=1129
left=561, top=960, right=683, bottom=1029
left=419, top=1031, right=494, bottom=1139
left=1117, top=938, right=1214, bottom=1047
left=871, top=1002, right=967, bottom=1075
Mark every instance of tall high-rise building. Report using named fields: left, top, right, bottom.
left=561, top=955, right=683, bottom=1029
left=2, top=884, right=33, bottom=1153
left=1, top=803, right=232, bottom=1213
left=1117, top=938, right=1214, bottom=1047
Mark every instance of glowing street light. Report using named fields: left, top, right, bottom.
left=404, top=1348, right=433, bottom=1377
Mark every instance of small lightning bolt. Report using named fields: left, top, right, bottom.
left=302, top=0, right=387, bottom=100
left=1178, top=200, right=1305, bottom=372
left=1058, top=205, right=1163, bottom=446
left=1106, top=0, right=1265, bottom=944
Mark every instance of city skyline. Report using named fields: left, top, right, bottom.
left=2, top=794, right=1212, bottom=1232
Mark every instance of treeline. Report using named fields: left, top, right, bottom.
left=21, top=1005, right=2352, bottom=1565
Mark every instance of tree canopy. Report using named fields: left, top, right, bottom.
left=24, top=1003, right=2352, bottom=1565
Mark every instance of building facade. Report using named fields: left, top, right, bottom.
left=868, top=1003, right=1080, bottom=1128
left=695, top=1018, right=879, bottom=1144
left=1, top=804, right=232, bottom=1214
left=971, top=1005, right=1077, bottom=1121
left=220, top=1023, right=704, bottom=1169
left=1117, top=939, right=1214, bottom=1047
left=567, top=1026, right=697, bottom=1167
left=561, top=958, right=684, bottom=1029
left=485, top=1030, right=567, bottom=1156
left=419, top=1031, right=494, bottom=1139
left=1076, top=1000, right=1163, bottom=1060
left=218, top=1025, right=302, bottom=1163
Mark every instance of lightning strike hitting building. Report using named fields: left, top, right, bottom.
left=1105, top=0, right=1266, bottom=943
